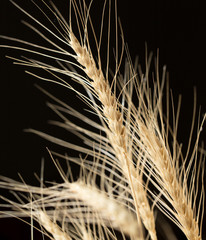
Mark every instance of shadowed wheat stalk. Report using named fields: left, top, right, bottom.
left=0, top=1, right=205, bottom=240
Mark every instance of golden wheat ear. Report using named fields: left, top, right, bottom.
left=129, top=58, right=206, bottom=240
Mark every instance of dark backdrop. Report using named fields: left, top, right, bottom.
left=0, top=0, right=206, bottom=239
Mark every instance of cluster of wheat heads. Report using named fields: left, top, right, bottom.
left=0, top=0, right=205, bottom=240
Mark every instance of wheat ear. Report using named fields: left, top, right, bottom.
left=37, top=210, right=72, bottom=240
left=138, top=120, right=203, bottom=240
left=119, top=56, right=205, bottom=240
left=69, top=32, right=157, bottom=240
left=68, top=181, right=141, bottom=239
left=126, top=69, right=205, bottom=240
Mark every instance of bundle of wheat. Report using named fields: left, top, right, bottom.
left=0, top=1, right=205, bottom=240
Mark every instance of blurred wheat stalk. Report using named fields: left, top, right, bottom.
left=0, top=1, right=205, bottom=240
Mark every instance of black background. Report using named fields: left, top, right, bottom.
left=0, top=0, right=206, bottom=239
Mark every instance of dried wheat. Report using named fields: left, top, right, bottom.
left=0, top=1, right=205, bottom=240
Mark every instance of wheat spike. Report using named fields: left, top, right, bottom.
left=37, top=210, right=72, bottom=240
left=69, top=31, right=157, bottom=240
left=137, top=120, right=203, bottom=240
left=69, top=181, right=141, bottom=239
